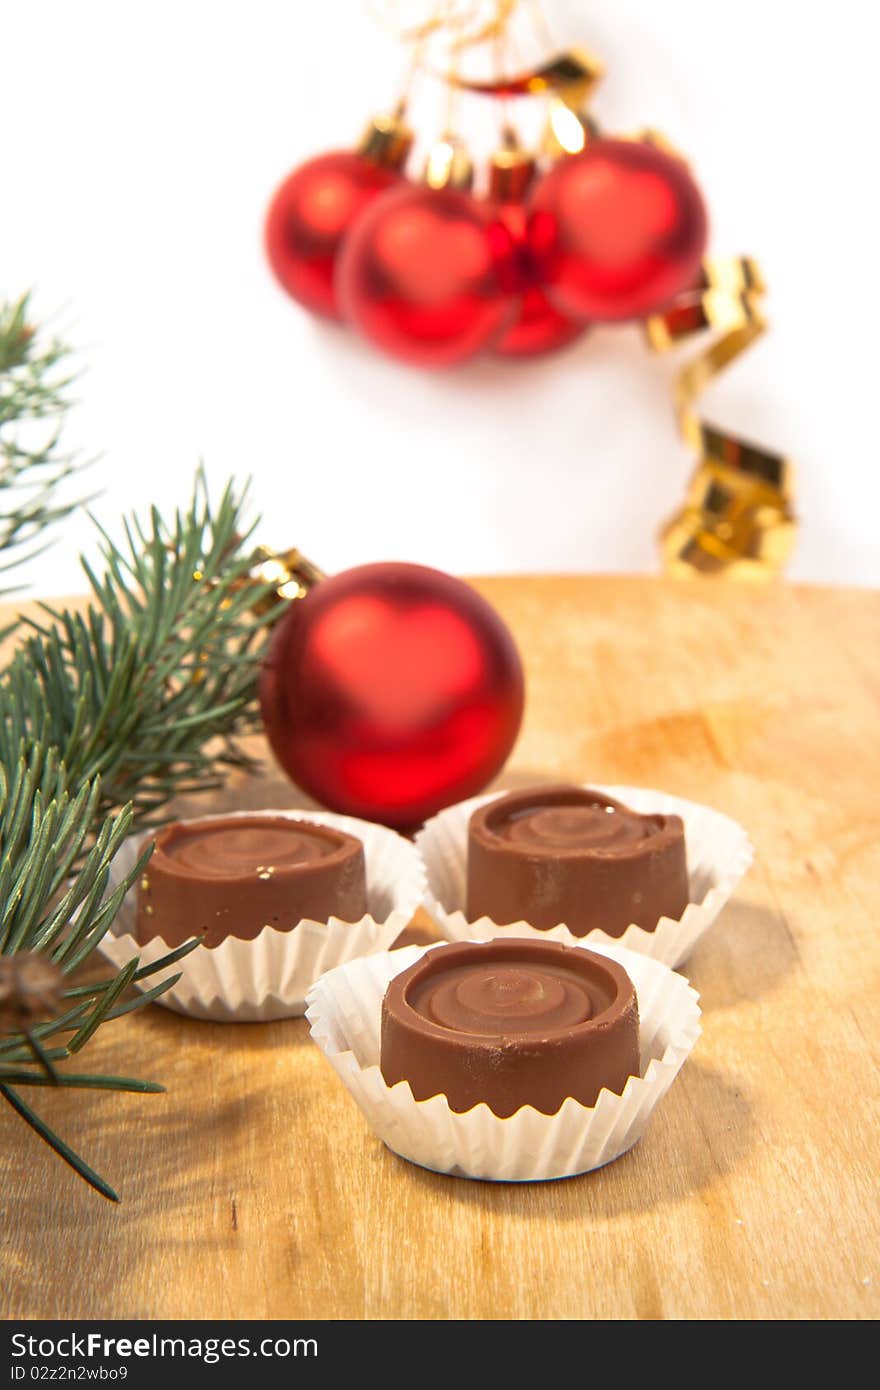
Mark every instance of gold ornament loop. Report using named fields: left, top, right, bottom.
left=648, top=256, right=796, bottom=579
left=369, top=0, right=516, bottom=50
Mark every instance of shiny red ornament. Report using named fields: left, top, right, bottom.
left=259, top=562, right=525, bottom=827
left=490, top=202, right=587, bottom=359
left=337, top=184, right=515, bottom=367
left=492, top=284, right=586, bottom=359
left=264, top=151, right=401, bottom=321
left=529, top=139, right=708, bottom=322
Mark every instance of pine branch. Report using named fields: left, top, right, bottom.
left=0, top=294, right=85, bottom=591
left=0, top=744, right=199, bottom=1195
left=0, top=470, right=286, bottom=1198
left=1, top=468, right=277, bottom=830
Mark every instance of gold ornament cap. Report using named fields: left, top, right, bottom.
left=358, top=111, right=414, bottom=170
left=544, top=101, right=600, bottom=158
left=423, top=135, right=474, bottom=191
left=249, top=546, right=325, bottom=612
left=488, top=144, right=537, bottom=203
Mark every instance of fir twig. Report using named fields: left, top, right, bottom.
left=0, top=748, right=199, bottom=1195
left=0, top=469, right=284, bottom=1198
left=2, top=468, right=276, bottom=829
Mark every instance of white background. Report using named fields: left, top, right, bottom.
left=3, top=0, right=879, bottom=594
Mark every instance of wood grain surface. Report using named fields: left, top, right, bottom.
left=1, top=575, right=878, bottom=1321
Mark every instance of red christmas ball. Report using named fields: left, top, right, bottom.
left=490, top=203, right=587, bottom=359
left=265, top=151, right=401, bottom=321
left=492, top=285, right=586, bottom=359
left=259, top=563, right=525, bottom=827
left=337, top=184, right=515, bottom=367
left=529, top=139, right=708, bottom=322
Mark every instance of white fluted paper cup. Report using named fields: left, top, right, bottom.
left=416, top=784, right=753, bottom=969
left=98, top=809, right=426, bottom=1022
left=306, top=940, right=700, bottom=1181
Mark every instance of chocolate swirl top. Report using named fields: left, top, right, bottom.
left=381, top=939, right=640, bottom=1115
left=466, top=784, right=689, bottom=937
left=481, top=788, right=670, bottom=857
left=153, top=816, right=354, bottom=880
left=407, top=957, right=608, bottom=1036
left=137, top=813, right=368, bottom=948
left=399, top=940, right=622, bottom=1040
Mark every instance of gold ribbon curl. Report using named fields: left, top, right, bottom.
left=646, top=259, right=796, bottom=579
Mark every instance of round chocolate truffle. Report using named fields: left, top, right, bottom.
left=136, top=815, right=367, bottom=948
left=466, top=785, right=689, bottom=936
left=380, top=938, right=640, bottom=1116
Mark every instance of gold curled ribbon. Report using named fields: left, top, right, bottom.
left=646, top=257, right=796, bottom=579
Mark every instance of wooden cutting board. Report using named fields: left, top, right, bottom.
left=1, top=575, right=878, bottom=1321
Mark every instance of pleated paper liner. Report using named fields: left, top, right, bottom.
left=306, top=940, right=701, bottom=1182
left=416, top=784, right=753, bottom=969
left=99, top=809, right=426, bottom=1022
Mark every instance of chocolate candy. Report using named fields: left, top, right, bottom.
left=467, top=784, right=689, bottom=936
left=380, top=938, right=640, bottom=1116
left=136, top=814, right=367, bottom=948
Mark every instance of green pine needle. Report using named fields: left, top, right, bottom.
left=0, top=1071, right=165, bottom=1093
left=0, top=1084, right=120, bottom=1202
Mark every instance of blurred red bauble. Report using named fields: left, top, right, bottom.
left=490, top=202, right=587, bottom=359
left=529, top=139, right=708, bottom=322
left=493, top=284, right=586, bottom=358
left=259, top=562, right=525, bottom=827
left=264, top=151, right=401, bottom=321
left=337, top=184, right=515, bottom=367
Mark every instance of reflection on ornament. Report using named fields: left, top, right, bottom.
left=259, top=562, right=525, bottom=826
